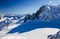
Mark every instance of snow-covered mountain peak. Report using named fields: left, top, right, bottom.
left=36, top=5, right=60, bottom=21
left=0, top=5, right=60, bottom=39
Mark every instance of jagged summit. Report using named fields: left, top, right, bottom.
left=16, top=5, right=60, bottom=22
left=34, top=5, right=60, bottom=21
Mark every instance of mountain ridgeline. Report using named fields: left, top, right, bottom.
left=24, top=5, right=60, bottom=22
left=7, top=5, right=60, bottom=34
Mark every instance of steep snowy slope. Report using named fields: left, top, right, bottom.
left=38, top=5, right=60, bottom=21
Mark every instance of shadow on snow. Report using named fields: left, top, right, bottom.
left=7, top=21, right=60, bottom=34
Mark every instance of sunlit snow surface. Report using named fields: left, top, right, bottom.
left=0, top=18, right=60, bottom=39
left=0, top=28, right=59, bottom=39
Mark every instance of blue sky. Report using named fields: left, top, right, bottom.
left=0, top=0, right=60, bottom=15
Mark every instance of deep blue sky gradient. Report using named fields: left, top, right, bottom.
left=0, top=0, right=60, bottom=15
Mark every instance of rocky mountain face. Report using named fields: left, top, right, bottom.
left=48, top=31, right=60, bottom=39
left=22, top=5, right=60, bottom=22
left=35, top=5, right=60, bottom=21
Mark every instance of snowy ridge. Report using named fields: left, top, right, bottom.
left=38, top=5, right=60, bottom=21
left=0, top=5, right=60, bottom=39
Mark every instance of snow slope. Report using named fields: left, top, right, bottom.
left=0, top=19, right=60, bottom=39
left=0, top=28, right=59, bottom=39
left=0, top=5, right=60, bottom=39
left=0, top=17, right=21, bottom=38
left=19, top=28, right=59, bottom=39
left=0, top=24, right=20, bottom=38
left=0, top=34, right=24, bottom=39
left=38, top=5, right=60, bottom=21
left=8, top=21, right=60, bottom=34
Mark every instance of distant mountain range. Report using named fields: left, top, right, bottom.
left=2, top=5, right=60, bottom=22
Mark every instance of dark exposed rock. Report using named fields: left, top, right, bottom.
left=48, top=31, right=60, bottom=39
